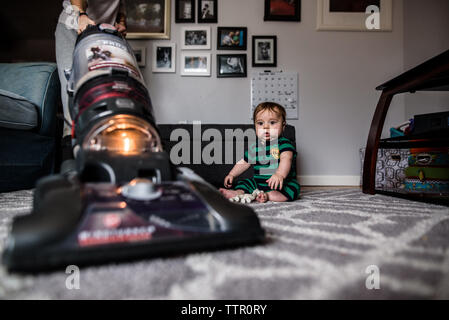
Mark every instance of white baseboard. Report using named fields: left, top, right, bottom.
left=298, top=175, right=361, bottom=186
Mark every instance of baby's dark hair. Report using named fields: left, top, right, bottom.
left=253, top=102, right=286, bottom=124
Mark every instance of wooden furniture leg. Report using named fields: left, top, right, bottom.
left=362, top=91, right=393, bottom=194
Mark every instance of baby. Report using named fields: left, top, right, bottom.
left=219, top=102, right=300, bottom=203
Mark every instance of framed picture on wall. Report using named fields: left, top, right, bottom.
left=217, top=27, right=247, bottom=50
left=252, top=36, right=277, bottom=67
left=152, top=42, right=176, bottom=73
left=125, top=0, right=171, bottom=39
left=316, top=0, right=392, bottom=31
left=175, top=0, right=195, bottom=23
left=217, top=54, right=247, bottom=78
left=132, top=45, right=147, bottom=67
left=198, top=0, right=218, bottom=23
left=264, top=0, right=301, bottom=22
left=181, top=52, right=211, bottom=76
left=180, top=26, right=211, bottom=50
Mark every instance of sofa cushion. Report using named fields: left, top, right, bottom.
left=0, top=89, right=38, bottom=130
left=0, top=63, right=60, bottom=136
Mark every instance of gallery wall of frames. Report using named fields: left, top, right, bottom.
left=129, top=0, right=391, bottom=77
left=129, top=0, right=302, bottom=78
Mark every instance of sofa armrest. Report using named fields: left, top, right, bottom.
left=0, top=63, right=61, bottom=137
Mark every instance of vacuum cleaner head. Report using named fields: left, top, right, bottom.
left=2, top=171, right=265, bottom=272
left=1, top=25, right=265, bottom=272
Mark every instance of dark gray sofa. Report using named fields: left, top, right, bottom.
left=0, top=63, right=61, bottom=192
left=157, top=124, right=296, bottom=189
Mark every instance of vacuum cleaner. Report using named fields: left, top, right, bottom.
left=1, top=24, right=265, bottom=272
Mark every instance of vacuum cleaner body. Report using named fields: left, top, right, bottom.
left=2, top=25, right=265, bottom=272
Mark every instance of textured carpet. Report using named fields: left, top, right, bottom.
left=1, top=188, right=449, bottom=299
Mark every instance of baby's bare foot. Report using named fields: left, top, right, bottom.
left=256, top=192, right=268, bottom=203
left=219, top=188, right=244, bottom=199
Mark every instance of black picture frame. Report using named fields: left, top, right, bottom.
left=217, top=54, right=247, bottom=78
left=264, top=0, right=301, bottom=22
left=198, top=0, right=218, bottom=23
left=217, top=27, right=247, bottom=50
left=175, top=0, right=195, bottom=23
left=252, top=36, right=277, bottom=68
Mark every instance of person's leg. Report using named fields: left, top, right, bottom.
left=276, top=179, right=301, bottom=202
left=256, top=179, right=301, bottom=203
left=256, top=192, right=269, bottom=203
left=266, top=191, right=288, bottom=202
left=55, top=22, right=77, bottom=138
left=219, top=178, right=256, bottom=199
left=219, top=188, right=244, bottom=199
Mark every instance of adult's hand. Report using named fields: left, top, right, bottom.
left=78, top=14, right=95, bottom=34
left=114, top=21, right=127, bottom=37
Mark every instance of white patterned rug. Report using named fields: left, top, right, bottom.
left=1, top=188, right=449, bottom=299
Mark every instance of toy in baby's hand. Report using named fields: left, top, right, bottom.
left=229, top=189, right=264, bottom=204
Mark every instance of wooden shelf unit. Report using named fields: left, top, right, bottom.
left=362, top=49, right=449, bottom=203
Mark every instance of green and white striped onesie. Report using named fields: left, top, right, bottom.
left=235, top=136, right=300, bottom=201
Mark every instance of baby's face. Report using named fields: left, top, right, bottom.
left=254, top=110, right=284, bottom=142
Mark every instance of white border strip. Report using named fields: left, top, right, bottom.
left=298, top=175, right=360, bottom=186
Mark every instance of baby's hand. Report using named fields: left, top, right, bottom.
left=266, top=173, right=284, bottom=190
left=224, top=174, right=234, bottom=188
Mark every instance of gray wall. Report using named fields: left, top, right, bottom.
left=130, top=0, right=407, bottom=186
left=403, top=0, right=449, bottom=120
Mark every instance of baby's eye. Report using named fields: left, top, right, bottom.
left=256, top=121, right=263, bottom=126
left=270, top=121, right=278, bottom=125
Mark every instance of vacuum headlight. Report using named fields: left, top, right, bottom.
left=83, top=114, right=162, bottom=155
